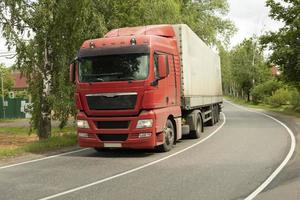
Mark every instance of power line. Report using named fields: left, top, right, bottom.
left=0, top=51, right=16, bottom=55
left=0, top=53, right=17, bottom=58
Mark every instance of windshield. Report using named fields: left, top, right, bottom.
left=78, top=54, right=149, bottom=82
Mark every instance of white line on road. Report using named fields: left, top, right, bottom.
left=38, top=113, right=226, bottom=200
left=225, top=100, right=296, bottom=200
left=0, top=148, right=89, bottom=170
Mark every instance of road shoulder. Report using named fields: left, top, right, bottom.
left=253, top=111, right=300, bottom=200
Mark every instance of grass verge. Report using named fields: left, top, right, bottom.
left=225, top=96, right=300, bottom=118
left=0, top=126, right=77, bottom=159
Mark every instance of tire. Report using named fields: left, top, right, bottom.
left=213, top=106, right=217, bottom=123
left=157, top=119, right=175, bottom=152
left=190, top=113, right=203, bottom=139
left=215, top=106, right=220, bottom=123
left=206, top=106, right=215, bottom=126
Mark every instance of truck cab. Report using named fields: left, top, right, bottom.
left=70, top=25, right=182, bottom=151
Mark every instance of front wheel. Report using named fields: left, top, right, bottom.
left=190, top=113, right=203, bottom=139
left=157, top=119, right=175, bottom=152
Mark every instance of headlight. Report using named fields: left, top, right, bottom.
left=77, top=120, right=90, bottom=129
left=136, top=119, right=153, bottom=129
left=78, top=132, right=89, bottom=138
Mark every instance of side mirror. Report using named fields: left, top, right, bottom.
left=158, top=54, right=168, bottom=79
left=69, top=62, right=75, bottom=83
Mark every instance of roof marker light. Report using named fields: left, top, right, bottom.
left=89, top=41, right=96, bottom=48
left=130, top=37, right=137, bottom=46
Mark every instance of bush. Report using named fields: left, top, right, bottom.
left=291, top=89, right=300, bottom=111
left=251, top=79, right=282, bottom=104
left=267, top=88, right=292, bottom=107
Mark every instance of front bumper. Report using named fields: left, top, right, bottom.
left=77, top=111, right=162, bottom=149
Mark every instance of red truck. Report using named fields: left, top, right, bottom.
left=70, top=24, right=222, bottom=152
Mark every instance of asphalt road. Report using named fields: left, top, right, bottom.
left=0, top=102, right=294, bottom=200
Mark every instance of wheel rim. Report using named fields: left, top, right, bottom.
left=164, top=121, right=174, bottom=145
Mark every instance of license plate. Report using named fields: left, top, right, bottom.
left=104, top=143, right=122, bottom=148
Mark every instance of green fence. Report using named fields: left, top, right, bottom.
left=0, top=97, right=29, bottom=118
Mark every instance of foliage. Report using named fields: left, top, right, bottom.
left=261, top=0, right=300, bottom=88
left=0, top=0, right=106, bottom=139
left=229, top=38, right=270, bottom=101
left=0, top=64, right=13, bottom=96
left=0, top=0, right=235, bottom=139
left=250, top=79, right=282, bottom=104
left=219, top=45, right=231, bottom=95
left=180, top=0, right=236, bottom=45
left=291, top=89, right=300, bottom=111
left=97, top=0, right=182, bottom=29
left=267, top=87, right=292, bottom=107
left=14, top=90, right=28, bottom=98
left=96, top=0, right=236, bottom=46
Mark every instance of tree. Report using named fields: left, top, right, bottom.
left=96, top=0, right=182, bottom=30
left=0, top=0, right=106, bottom=139
left=0, top=0, right=235, bottom=139
left=0, top=64, right=13, bottom=96
left=219, top=46, right=232, bottom=95
left=96, top=0, right=235, bottom=46
left=261, top=0, right=300, bottom=88
left=230, top=38, right=270, bottom=101
left=180, top=0, right=236, bottom=46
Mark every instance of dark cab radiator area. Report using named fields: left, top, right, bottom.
left=86, top=93, right=137, bottom=110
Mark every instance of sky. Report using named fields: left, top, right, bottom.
left=227, top=0, right=283, bottom=47
left=0, top=0, right=283, bottom=67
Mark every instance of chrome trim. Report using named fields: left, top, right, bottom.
left=86, top=92, right=137, bottom=98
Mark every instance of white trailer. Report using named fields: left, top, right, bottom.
left=172, top=24, right=222, bottom=138
left=173, top=24, right=223, bottom=110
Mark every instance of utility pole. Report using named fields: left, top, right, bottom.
left=1, top=73, right=5, bottom=118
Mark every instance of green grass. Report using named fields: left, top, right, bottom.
left=0, top=126, right=75, bottom=136
left=225, top=96, right=300, bottom=118
left=0, top=118, right=28, bottom=122
left=0, top=126, right=77, bottom=159
left=22, top=133, right=77, bottom=153
left=0, top=127, right=31, bottom=135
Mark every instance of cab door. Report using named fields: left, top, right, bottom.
left=167, top=55, right=176, bottom=106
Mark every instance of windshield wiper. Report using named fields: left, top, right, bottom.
left=99, top=72, right=123, bottom=76
left=118, top=76, right=135, bottom=81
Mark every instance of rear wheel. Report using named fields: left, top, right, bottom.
left=190, top=113, right=203, bottom=139
left=215, top=105, right=220, bottom=123
left=158, top=119, right=175, bottom=152
left=207, top=106, right=215, bottom=126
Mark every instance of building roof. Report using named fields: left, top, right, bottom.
left=11, top=72, right=28, bottom=90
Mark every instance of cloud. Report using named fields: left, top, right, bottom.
left=0, top=38, right=15, bottom=67
left=227, top=0, right=283, bottom=47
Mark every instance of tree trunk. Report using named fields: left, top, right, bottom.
left=38, top=108, right=51, bottom=139
left=38, top=45, right=52, bottom=140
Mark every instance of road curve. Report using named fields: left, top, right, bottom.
left=0, top=102, right=294, bottom=200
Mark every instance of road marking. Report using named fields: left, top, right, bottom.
left=0, top=148, right=89, bottom=170
left=225, top=100, right=296, bottom=200
left=38, top=113, right=226, bottom=200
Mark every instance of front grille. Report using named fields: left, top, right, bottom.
left=96, top=121, right=130, bottom=129
left=97, top=134, right=128, bottom=141
left=86, top=93, right=137, bottom=110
